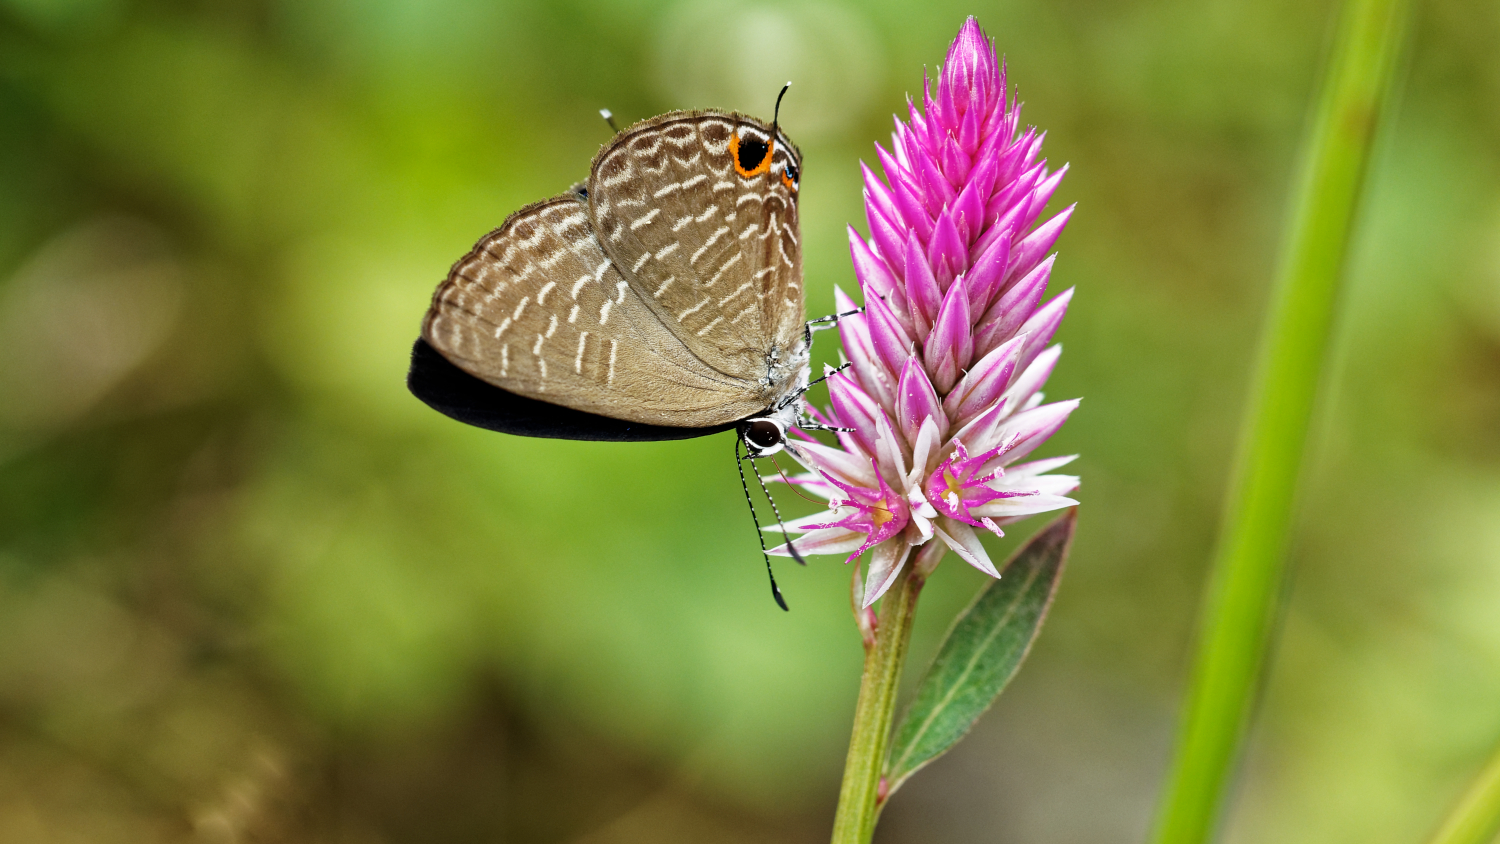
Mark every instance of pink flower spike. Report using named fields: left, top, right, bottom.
left=803, top=17, right=1081, bottom=608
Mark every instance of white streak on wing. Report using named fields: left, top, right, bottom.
left=545, top=314, right=558, bottom=338
left=677, top=297, right=711, bottom=320
left=653, top=181, right=683, bottom=199
left=655, top=242, right=679, bottom=260
left=706, top=252, right=742, bottom=287
left=632, top=252, right=651, bottom=273
left=575, top=331, right=589, bottom=374
left=600, top=299, right=614, bottom=325
left=713, top=180, right=735, bottom=193
left=533, top=333, right=545, bottom=356
left=754, top=266, right=775, bottom=279
left=500, top=344, right=509, bottom=376
left=717, top=278, right=756, bottom=306
left=537, top=280, right=557, bottom=304
left=681, top=173, right=707, bottom=190
left=780, top=240, right=795, bottom=268
left=653, top=276, right=676, bottom=298
left=695, top=204, right=720, bottom=223
left=695, top=316, right=724, bottom=336
left=512, top=297, right=530, bottom=320
left=630, top=208, right=661, bottom=231
left=738, top=224, right=760, bottom=241
left=571, top=274, right=590, bottom=299
left=730, top=307, right=755, bottom=324
left=568, top=304, right=580, bottom=324
left=538, top=248, right=567, bottom=270
left=607, top=339, right=617, bottom=386
left=493, top=317, right=513, bottom=339
left=614, top=280, right=628, bottom=303
left=736, top=194, right=764, bottom=206
left=690, top=226, right=730, bottom=265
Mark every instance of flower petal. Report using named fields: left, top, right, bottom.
left=934, top=518, right=1000, bottom=577
left=971, top=493, right=1078, bottom=519
left=769, top=527, right=867, bottom=557
left=862, top=540, right=914, bottom=607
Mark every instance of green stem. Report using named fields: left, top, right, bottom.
left=1425, top=741, right=1500, bottom=844
left=831, top=564, right=922, bottom=844
left=1149, top=1, right=1409, bottom=843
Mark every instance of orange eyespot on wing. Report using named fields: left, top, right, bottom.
left=729, top=131, right=773, bottom=177
left=780, top=161, right=799, bottom=192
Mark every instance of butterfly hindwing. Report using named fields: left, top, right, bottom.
left=422, top=194, right=770, bottom=428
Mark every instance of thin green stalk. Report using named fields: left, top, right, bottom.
left=1425, top=741, right=1500, bottom=844
left=831, top=564, right=922, bottom=844
left=1149, top=1, right=1410, bottom=843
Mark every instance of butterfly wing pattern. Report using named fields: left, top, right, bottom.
left=417, top=110, right=808, bottom=437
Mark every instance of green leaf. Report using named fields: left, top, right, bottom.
left=884, top=511, right=1075, bottom=795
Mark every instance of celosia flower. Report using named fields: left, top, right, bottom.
left=771, top=17, right=1080, bottom=606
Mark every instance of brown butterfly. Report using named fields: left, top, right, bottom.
left=409, top=106, right=827, bottom=459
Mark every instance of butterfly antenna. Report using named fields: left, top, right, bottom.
left=747, top=452, right=807, bottom=567
left=599, top=108, right=620, bottom=133
left=736, top=438, right=790, bottom=611
left=771, top=81, right=791, bottom=144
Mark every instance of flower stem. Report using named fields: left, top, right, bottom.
left=1149, top=1, right=1409, bottom=843
left=831, top=563, right=922, bottom=844
left=1424, top=739, right=1500, bottom=844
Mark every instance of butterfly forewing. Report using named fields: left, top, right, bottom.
left=423, top=194, right=771, bottom=427
left=588, top=112, right=805, bottom=379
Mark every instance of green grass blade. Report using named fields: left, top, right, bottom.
left=1425, top=741, right=1500, bottom=844
left=883, top=511, right=1074, bottom=796
left=1148, top=1, right=1411, bottom=843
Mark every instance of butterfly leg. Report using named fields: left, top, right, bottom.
left=805, top=307, right=865, bottom=334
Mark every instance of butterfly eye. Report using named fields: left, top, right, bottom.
left=730, top=132, right=772, bottom=177
left=744, top=418, right=786, bottom=453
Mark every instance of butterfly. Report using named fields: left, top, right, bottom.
left=408, top=107, right=823, bottom=459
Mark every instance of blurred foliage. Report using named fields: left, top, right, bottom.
left=0, top=1, right=1498, bottom=843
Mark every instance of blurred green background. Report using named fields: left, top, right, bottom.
left=1, top=0, right=1498, bottom=842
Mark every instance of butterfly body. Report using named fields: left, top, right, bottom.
left=413, top=110, right=809, bottom=449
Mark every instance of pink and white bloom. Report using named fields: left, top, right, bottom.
left=771, top=17, right=1080, bottom=607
